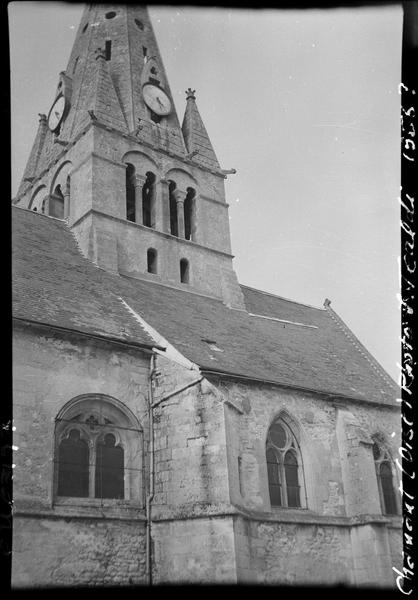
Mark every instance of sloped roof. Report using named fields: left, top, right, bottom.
left=12, top=208, right=154, bottom=348
left=12, top=207, right=398, bottom=406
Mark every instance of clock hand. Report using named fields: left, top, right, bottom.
left=156, top=97, right=164, bottom=108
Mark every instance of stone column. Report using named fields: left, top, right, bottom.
left=133, top=174, right=147, bottom=225
left=63, top=184, right=70, bottom=220
left=156, top=178, right=169, bottom=232
left=173, top=189, right=187, bottom=239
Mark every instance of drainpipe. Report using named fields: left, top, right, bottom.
left=145, top=352, right=156, bottom=586
left=145, top=351, right=203, bottom=585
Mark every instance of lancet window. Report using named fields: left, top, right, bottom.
left=266, top=417, right=304, bottom=508
left=372, top=438, right=398, bottom=515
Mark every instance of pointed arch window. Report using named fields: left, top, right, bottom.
left=372, top=440, right=398, bottom=515
left=266, top=418, right=304, bottom=508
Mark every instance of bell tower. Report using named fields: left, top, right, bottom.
left=13, top=4, right=245, bottom=309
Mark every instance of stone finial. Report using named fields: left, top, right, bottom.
left=185, top=88, right=196, bottom=100
left=324, top=298, right=332, bottom=307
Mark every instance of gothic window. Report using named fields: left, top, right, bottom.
left=49, top=185, right=65, bottom=219
left=142, top=171, right=156, bottom=228
left=95, top=433, right=124, bottom=499
left=266, top=418, right=304, bottom=508
left=169, top=180, right=178, bottom=237
left=372, top=440, right=398, bottom=515
left=57, top=429, right=89, bottom=497
left=147, top=248, right=157, bottom=274
left=180, top=258, right=189, bottom=284
left=184, top=187, right=196, bottom=241
left=126, top=163, right=136, bottom=222
left=55, top=395, right=143, bottom=503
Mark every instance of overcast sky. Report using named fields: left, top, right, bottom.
left=9, top=2, right=402, bottom=381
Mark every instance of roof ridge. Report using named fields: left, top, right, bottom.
left=240, top=284, right=325, bottom=311
left=324, top=305, right=398, bottom=390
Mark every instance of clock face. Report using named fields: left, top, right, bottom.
left=142, top=84, right=172, bottom=116
left=48, top=96, right=66, bottom=132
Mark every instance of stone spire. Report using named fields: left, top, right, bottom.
left=62, top=4, right=185, bottom=146
left=181, top=88, right=220, bottom=170
left=15, top=4, right=188, bottom=198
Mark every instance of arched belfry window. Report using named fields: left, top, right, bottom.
left=50, top=185, right=65, bottom=219
left=126, top=163, right=136, bottom=222
left=372, top=438, right=398, bottom=515
left=184, top=187, right=196, bottom=241
left=266, top=417, right=304, bottom=508
left=142, top=171, right=156, bottom=228
left=54, top=395, right=143, bottom=503
left=169, top=180, right=178, bottom=237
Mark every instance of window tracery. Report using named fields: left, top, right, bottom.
left=372, top=437, right=398, bottom=515
left=266, top=417, right=305, bottom=508
left=54, top=396, right=143, bottom=503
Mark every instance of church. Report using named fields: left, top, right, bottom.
left=12, top=4, right=401, bottom=587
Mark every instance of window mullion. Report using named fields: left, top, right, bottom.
left=90, top=442, right=97, bottom=499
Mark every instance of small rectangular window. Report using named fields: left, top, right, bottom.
left=105, top=40, right=112, bottom=61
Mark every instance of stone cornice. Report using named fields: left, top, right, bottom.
left=70, top=209, right=235, bottom=259
left=93, top=119, right=227, bottom=180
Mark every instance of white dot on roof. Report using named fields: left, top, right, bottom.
left=236, top=198, right=240, bottom=202
left=391, top=432, right=396, bottom=437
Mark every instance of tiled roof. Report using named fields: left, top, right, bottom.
left=12, top=207, right=398, bottom=406
left=12, top=208, right=154, bottom=348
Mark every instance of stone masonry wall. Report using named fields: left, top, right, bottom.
left=150, top=355, right=237, bottom=583
left=12, top=516, right=146, bottom=587
left=12, top=324, right=151, bottom=587
left=215, top=378, right=402, bottom=587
